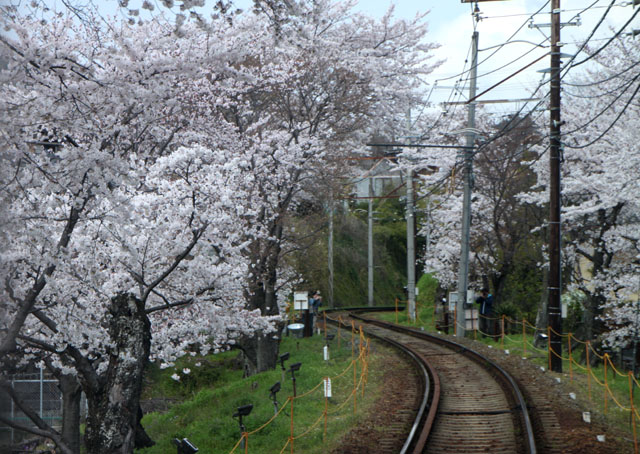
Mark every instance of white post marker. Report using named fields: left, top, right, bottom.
left=323, top=345, right=329, bottom=361
left=294, top=292, right=308, bottom=310
left=324, top=377, right=332, bottom=398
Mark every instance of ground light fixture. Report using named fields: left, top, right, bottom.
left=269, top=381, right=281, bottom=415
left=279, top=352, right=290, bottom=369
left=289, top=362, right=302, bottom=397
left=279, top=351, right=290, bottom=382
left=232, top=404, right=253, bottom=449
left=172, top=438, right=198, bottom=454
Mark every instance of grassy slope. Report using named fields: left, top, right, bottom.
left=138, top=330, right=382, bottom=454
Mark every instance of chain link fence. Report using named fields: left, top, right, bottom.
left=0, top=370, right=62, bottom=447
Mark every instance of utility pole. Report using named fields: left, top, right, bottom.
left=456, top=30, right=479, bottom=338
left=406, top=169, right=416, bottom=321
left=328, top=192, right=334, bottom=309
left=368, top=178, right=374, bottom=307
left=548, top=0, right=563, bottom=373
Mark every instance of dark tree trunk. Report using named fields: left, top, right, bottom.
left=83, top=293, right=154, bottom=454
left=58, top=374, right=82, bottom=454
left=240, top=236, right=283, bottom=375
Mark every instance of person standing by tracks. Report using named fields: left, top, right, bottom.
left=476, top=288, right=494, bottom=337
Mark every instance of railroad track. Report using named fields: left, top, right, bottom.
left=327, top=310, right=537, bottom=454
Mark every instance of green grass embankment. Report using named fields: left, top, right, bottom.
left=138, top=329, right=381, bottom=454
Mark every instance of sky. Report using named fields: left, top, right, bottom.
left=14, top=0, right=640, bottom=118
left=230, top=0, right=640, bottom=118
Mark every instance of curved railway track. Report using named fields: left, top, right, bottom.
left=327, top=310, right=537, bottom=454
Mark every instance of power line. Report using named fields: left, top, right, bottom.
left=570, top=4, right=640, bottom=68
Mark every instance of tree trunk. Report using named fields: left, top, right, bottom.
left=59, top=374, right=82, bottom=454
left=240, top=238, right=283, bottom=375
left=83, top=293, right=153, bottom=454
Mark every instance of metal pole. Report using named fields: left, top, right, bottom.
left=456, top=30, right=479, bottom=338
left=407, top=169, right=416, bottom=322
left=425, top=198, right=431, bottom=268
left=328, top=193, right=334, bottom=309
left=11, top=377, right=14, bottom=443
left=40, top=367, right=44, bottom=419
left=368, top=178, right=374, bottom=307
left=548, top=0, right=563, bottom=373
left=633, top=277, right=639, bottom=376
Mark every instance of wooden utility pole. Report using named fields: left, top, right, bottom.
left=548, top=0, right=563, bottom=373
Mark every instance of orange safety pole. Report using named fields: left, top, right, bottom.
left=548, top=326, right=552, bottom=370
left=501, top=315, right=505, bottom=350
left=454, top=306, right=457, bottom=336
left=568, top=333, right=573, bottom=382
left=523, top=318, right=527, bottom=358
left=290, top=397, right=295, bottom=454
left=361, top=357, right=366, bottom=398
left=353, top=359, right=357, bottom=415
left=630, top=371, right=638, bottom=454
left=604, top=354, right=609, bottom=415
left=587, top=341, right=592, bottom=400
left=351, top=321, right=355, bottom=360
left=244, top=433, right=248, bottom=454
left=395, top=298, right=398, bottom=324
left=365, top=339, right=371, bottom=385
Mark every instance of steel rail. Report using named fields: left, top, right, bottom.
left=324, top=312, right=437, bottom=454
left=350, top=312, right=538, bottom=454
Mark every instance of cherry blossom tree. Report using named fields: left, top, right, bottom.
left=216, top=0, right=440, bottom=374
left=414, top=111, right=545, bottom=317
left=551, top=36, right=640, bottom=346
left=0, top=12, right=274, bottom=454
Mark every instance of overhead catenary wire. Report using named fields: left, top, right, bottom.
left=564, top=78, right=640, bottom=149
left=570, top=4, right=640, bottom=69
